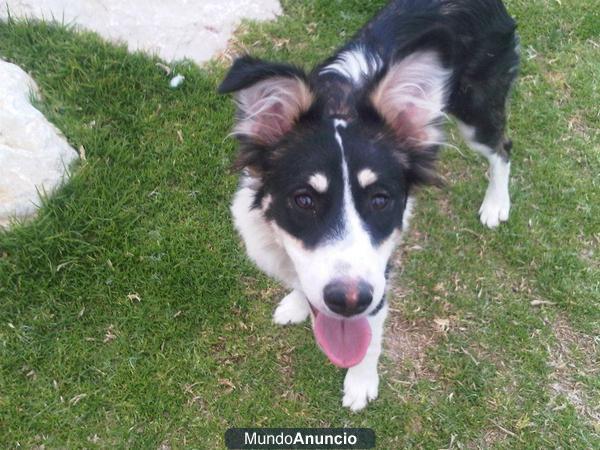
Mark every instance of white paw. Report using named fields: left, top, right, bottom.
left=273, top=290, right=310, bottom=325
left=342, top=370, right=379, bottom=412
left=479, top=189, right=510, bottom=228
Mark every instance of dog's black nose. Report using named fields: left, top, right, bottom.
left=323, top=280, right=373, bottom=317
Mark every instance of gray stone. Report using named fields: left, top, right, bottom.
left=0, top=60, right=78, bottom=228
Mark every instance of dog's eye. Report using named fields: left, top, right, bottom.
left=294, top=192, right=315, bottom=210
left=371, top=193, right=390, bottom=210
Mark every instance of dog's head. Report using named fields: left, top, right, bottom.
left=220, top=44, right=450, bottom=365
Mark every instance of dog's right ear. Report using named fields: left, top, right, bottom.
left=219, top=56, right=314, bottom=163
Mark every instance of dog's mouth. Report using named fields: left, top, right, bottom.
left=309, top=303, right=372, bottom=369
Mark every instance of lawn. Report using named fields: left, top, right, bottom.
left=0, top=0, right=598, bottom=448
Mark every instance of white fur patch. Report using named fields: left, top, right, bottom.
left=308, top=172, right=329, bottom=193
left=357, top=168, right=378, bottom=188
left=230, top=180, right=298, bottom=287
left=273, top=289, right=310, bottom=325
left=479, top=154, right=511, bottom=228
left=343, top=302, right=388, bottom=411
left=402, top=196, right=415, bottom=231
left=456, top=122, right=493, bottom=157
left=457, top=121, right=511, bottom=228
left=320, top=46, right=382, bottom=86
left=262, top=194, right=273, bottom=209
left=334, top=118, right=348, bottom=132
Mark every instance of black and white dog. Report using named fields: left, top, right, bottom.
left=219, top=0, right=519, bottom=411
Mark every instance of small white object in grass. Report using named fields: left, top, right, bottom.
left=156, top=62, right=172, bottom=76
left=127, top=293, right=142, bottom=303
left=169, top=74, right=185, bottom=88
left=531, top=300, right=556, bottom=307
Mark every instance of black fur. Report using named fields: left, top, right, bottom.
left=313, top=0, right=519, bottom=157
left=218, top=56, right=308, bottom=94
left=219, top=0, right=519, bottom=247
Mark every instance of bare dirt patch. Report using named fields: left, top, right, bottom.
left=382, top=242, right=448, bottom=382
left=383, top=309, right=441, bottom=381
left=466, top=428, right=508, bottom=450
left=548, top=316, right=599, bottom=424
left=579, top=233, right=599, bottom=270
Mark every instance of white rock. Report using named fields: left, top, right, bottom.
left=0, top=59, right=78, bottom=228
left=0, top=1, right=283, bottom=228
left=169, top=74, right=185, bottom=88
left=0, top=0, right=282, bottom=65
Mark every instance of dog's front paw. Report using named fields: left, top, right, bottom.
left=479, top=188, right=510, bottom=228
left=273, top=290, right=310, bottom=325
left=342, top=369, right=379, bottom=412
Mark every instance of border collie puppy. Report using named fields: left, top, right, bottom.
left=219, top=0, right=519, bottom=411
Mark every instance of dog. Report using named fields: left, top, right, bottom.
left=218, top=0, right=519, bottom=411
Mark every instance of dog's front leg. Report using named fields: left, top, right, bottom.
left=273, top=289, right=311, bottom=325
left=342, top=303, right=388, bottom=411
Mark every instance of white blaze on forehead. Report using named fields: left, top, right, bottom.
left=333, top=118, right=355, bottom=243
left=334, top=119, right=347, bottom=139
left=308, top=172, right=329, bottom=193
left=333, top=118, right=370, bottom=245
left=357, top=168, right=378, bottom=188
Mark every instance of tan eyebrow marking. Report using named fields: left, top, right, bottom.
left=357, top=168, right=378, bottom=188
left=308, top=172, right=329, bottom=193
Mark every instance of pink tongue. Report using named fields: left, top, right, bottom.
left=313, top=313, right=371, bottom=368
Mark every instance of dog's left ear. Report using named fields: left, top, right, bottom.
left=218, top=56, right=314, bottom=149
left=369, top=28, right=454, bottom=186
left=370, top=50, right=450, bottom=148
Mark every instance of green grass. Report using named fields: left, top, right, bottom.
left=0, top=0, right=598, bottom=448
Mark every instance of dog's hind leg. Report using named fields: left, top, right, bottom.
left=449, top=29, right=519, bottom=228
left=342, top=302, right=388, bottom=411
left=450, top=59, right=518, bottom=227
left=273, top=290, right=310, bottom=325
left=457, top=121, right=513, bottom=228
